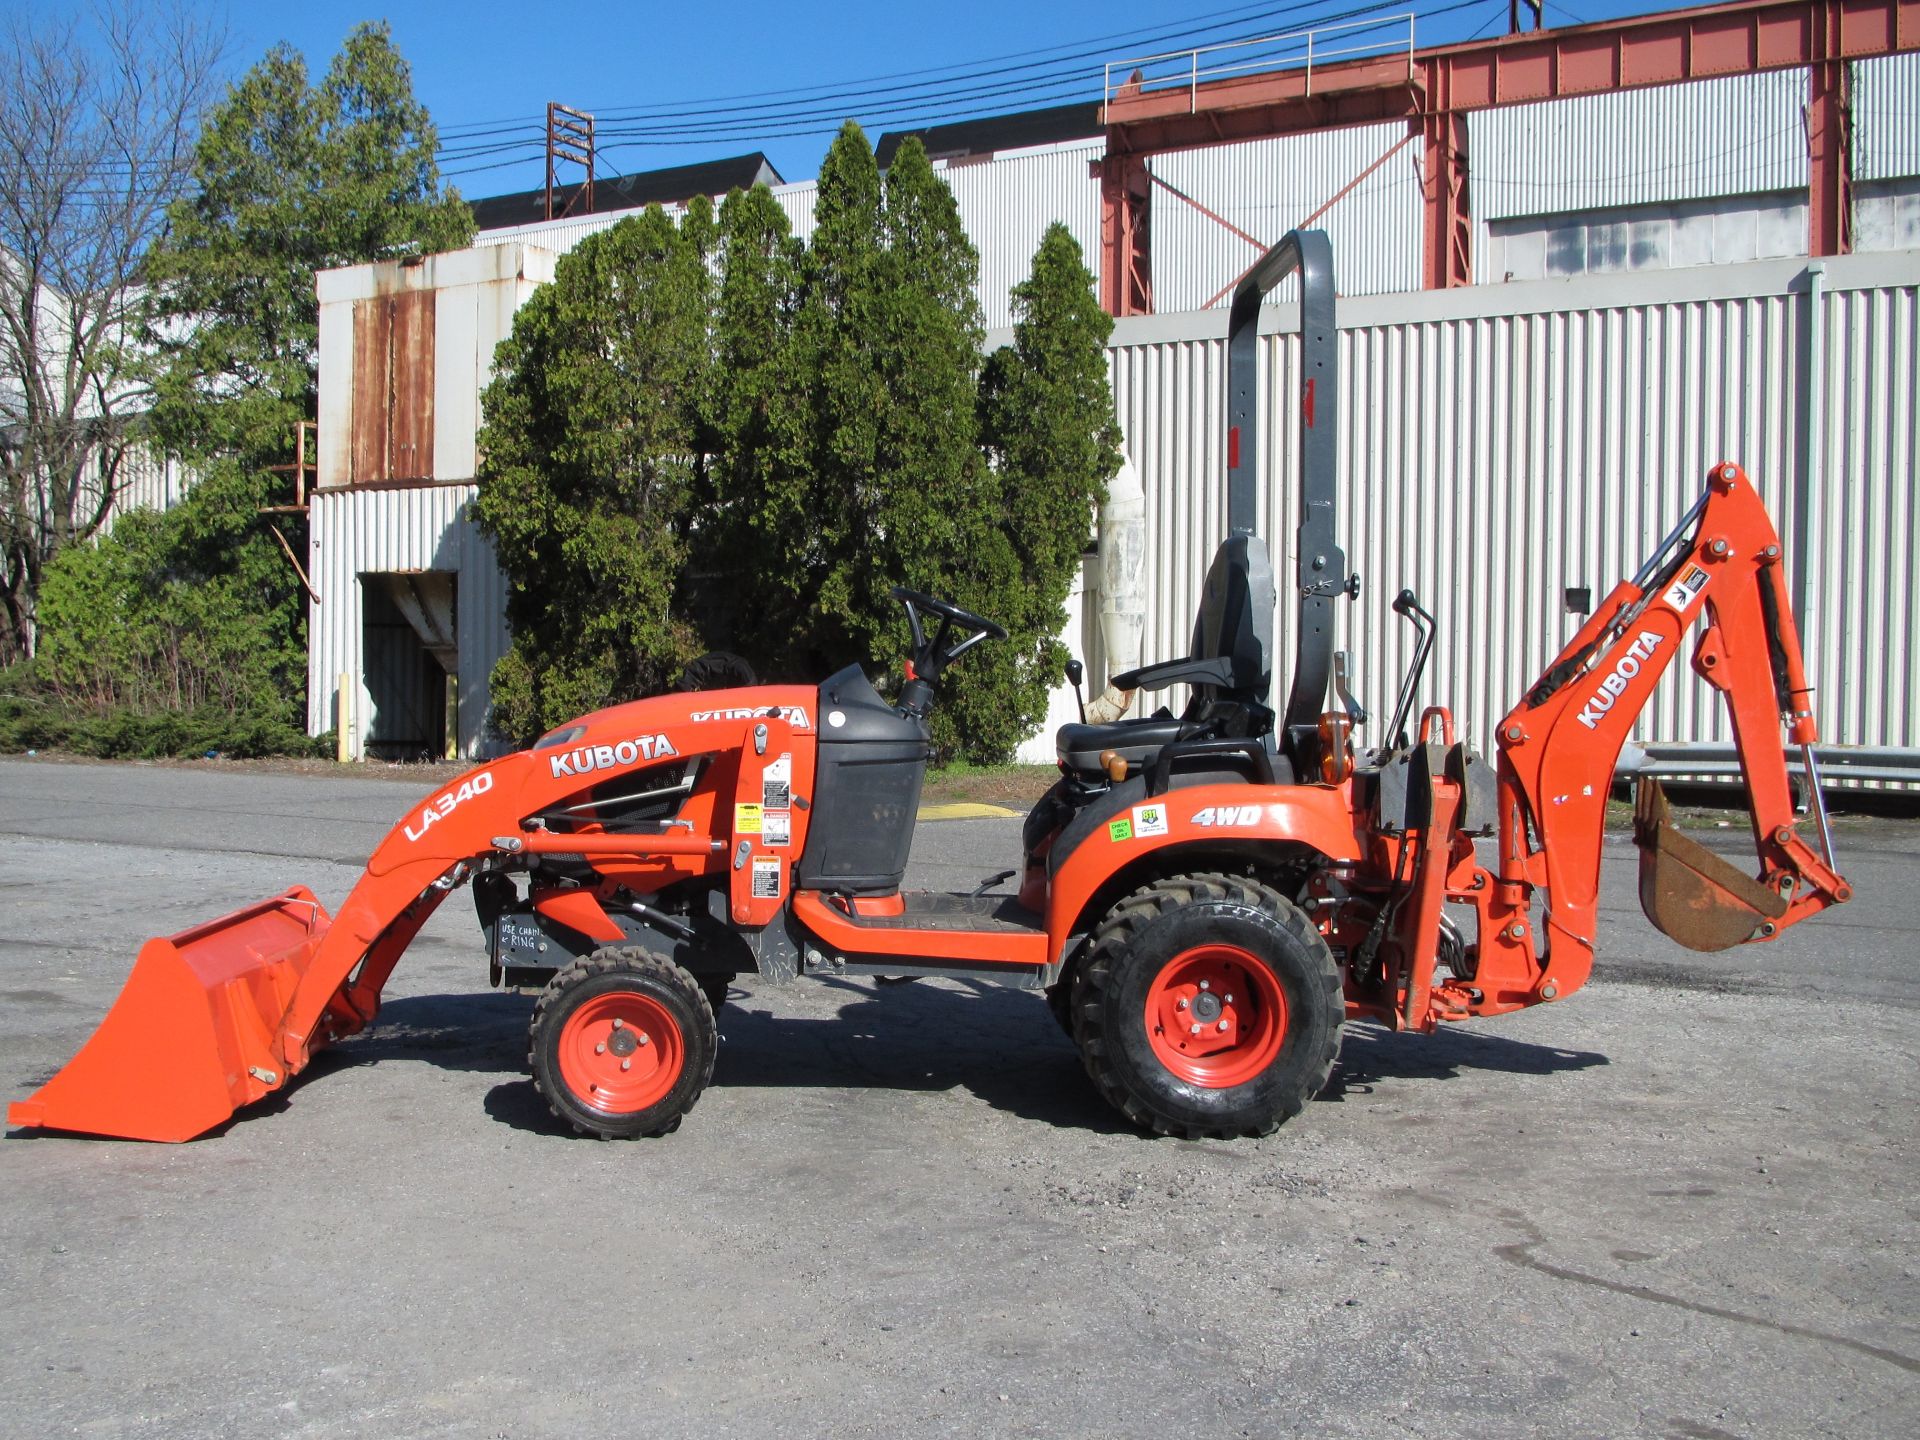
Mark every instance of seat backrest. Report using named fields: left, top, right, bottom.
left=1187, top=534, right=1276, bottom=712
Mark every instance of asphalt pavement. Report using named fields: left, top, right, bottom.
left=0, top=757, right=1913, bottom=1439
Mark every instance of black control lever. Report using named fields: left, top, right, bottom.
left=1386, top=589, right=1436, bottom=750
left=1065, top=658, right=1087, bottom=723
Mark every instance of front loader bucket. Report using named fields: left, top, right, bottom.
left=7, top=888, right=333, bottom=1142
left=1633, top=779, right=1787, bottom=953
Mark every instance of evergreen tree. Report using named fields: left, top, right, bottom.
left=978, top=222, right=1122, bottom=753
left=473, top=208, right=710, bottom=740
left=867, top=137, right=1013, bottom=758
left=698, top=184, right=807, bottom=645
left=145, top=21, right=474, bottom=470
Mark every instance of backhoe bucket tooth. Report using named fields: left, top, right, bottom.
left=6, top=888, right=333, bottom=1142
left=1632, top=779, right=1787, bottom=953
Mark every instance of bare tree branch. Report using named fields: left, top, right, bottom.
left=0, top=1, right=223, bottom=661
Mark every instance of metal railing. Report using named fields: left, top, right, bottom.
left=1103, top=14, right=1417, bottom=115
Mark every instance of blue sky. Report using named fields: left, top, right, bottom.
left=208, top=0, right=1670, bottom=198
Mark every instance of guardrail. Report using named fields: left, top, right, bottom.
left=1631, top=743, right=1920, bottom=790
left=1103, top=13, right=1417, bottom=114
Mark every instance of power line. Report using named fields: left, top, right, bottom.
left=440, top=0, right=1492, bottom=174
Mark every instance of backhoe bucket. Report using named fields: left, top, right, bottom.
left=1633, top=779, right=1787, bottom=953
left=7, top=888, right=333, bottom=1142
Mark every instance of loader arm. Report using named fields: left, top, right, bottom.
left=1473, top=462, right=1851, bottom=1007
left=7, top=711, right=787, bottom=1141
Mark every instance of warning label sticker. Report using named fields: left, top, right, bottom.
left=734, top=803, right=763, bottom=834
left=751, top=857, right=782, bottom=899
left=1663, top=564, right=1710, bottom=612
left=763, top=809, right=791, bottom=847
left=762, top=754, right=791, bottom=810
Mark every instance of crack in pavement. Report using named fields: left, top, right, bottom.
left=1494, top=1215, right=1918, bottom=1376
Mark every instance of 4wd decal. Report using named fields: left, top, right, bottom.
left=1192, top=804, right=1261, bottom=828
left=404, top=772, right=494, bottom=842
left=691, top=705, right=812, bottom=731
left=548, top=733, right=676, bottom=780
left=1576, top=631, right=1664, bottom=730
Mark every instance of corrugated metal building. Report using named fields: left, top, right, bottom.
left=308, top=34, right=1920, bottom=769
left=1103, top=249, right=1917, bottom=767
left=308, top=244, right=551, bottom=757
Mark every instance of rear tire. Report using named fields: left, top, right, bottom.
left=530, top=949, right=717, bottom=1138
left=1073, top=873, right=1340, bottom=1139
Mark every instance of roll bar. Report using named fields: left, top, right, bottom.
left=1226, top=228, right=1351, bottom=766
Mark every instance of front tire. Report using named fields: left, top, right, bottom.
left=1073, top=873, right=1341, bottom=1139
left=530, top=949, right=717, bottom=1138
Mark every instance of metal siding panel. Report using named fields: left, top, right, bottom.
left=939, top=143, right=1103, bottom=329
left=307, top=484, right=510, bottom=758
left=775, top=182, right=818, bottom=244
left=1147, top=124, right=1422, bottom=309
left=434, top=284, right=479, bottom=481
left=1470, top=70, right=1810, bottom=223
left=1854, top=53, right=1920, bottom=182
left=316, top=298, right=353, bottom=487
left=1104, top=269, right=1846, bottom=759
left=1800, top=281, right=1919, bottom=753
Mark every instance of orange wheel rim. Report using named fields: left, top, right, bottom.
left=1144, top=944, right=1287, bottom=1088
left=557, top=992, right=684, bottom=1114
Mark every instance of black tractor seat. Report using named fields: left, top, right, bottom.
left=1056, top=716, right=1195, bottom=773
left=1057, top=534, right=1281, bottom=785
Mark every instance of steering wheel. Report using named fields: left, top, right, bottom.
left=889, top=586, right=1007, bottom=681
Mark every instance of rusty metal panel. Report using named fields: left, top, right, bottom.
left=390, top=290, right=435, bottom=481
left=351, top=292, right=436, bottom=484
left=350, top=297, right=387, bottom=483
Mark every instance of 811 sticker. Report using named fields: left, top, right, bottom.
left=1132, top=803, right=1168, bottom=837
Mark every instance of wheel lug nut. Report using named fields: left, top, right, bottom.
left=1199, top=980, right=1211, bottom=991
left=1189, top=1023, right=1202, bottom=1035
left=1177, top=998, right=1188, bottom=1010
left=1224, top=994, right=1233, bottom=1003
left=1217, top=1020, right=1229, bottom=1032
left=595, top=1042, right=606, bottom=1054
left=638, top=1033, right=649, bottom=1046
left=621, top=1059, right=631, bottom=1071
left=612, top=1018, right=624, bottom=1029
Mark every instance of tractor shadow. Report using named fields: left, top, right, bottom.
left=294, top=985, right=1609, bottom=1140
left=1321, top=1023, right=1609, bottom=1103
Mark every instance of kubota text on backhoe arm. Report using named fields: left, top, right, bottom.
left=1440, top=461, right=1852, bottom=1021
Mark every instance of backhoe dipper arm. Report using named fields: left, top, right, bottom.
left=1477, top=463, right=1851, bottom=1006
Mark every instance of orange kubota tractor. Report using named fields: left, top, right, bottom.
left=9, top=232, right=1851, bottom=1144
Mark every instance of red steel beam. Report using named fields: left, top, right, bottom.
left=1099, top=0, right=1918, bottom=300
